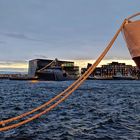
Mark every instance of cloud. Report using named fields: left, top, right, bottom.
left=0, top=0, right=140, bottom=61
left=0, top=61, right=28, bottom=69
left=34, top=54, right=49, bottom=59
left=0, top=32, right=45, bottom=43
left=0, top=41, right=5, bottom=44
left=0, top=68, right=27, bottom=73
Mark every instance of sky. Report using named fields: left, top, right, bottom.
left=0, top=0, right=139, bottom=72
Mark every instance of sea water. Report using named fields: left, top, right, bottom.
left=0, top=80, right=140, bottom=140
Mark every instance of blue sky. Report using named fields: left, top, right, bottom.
left=0, top=0, right=140, bottom=71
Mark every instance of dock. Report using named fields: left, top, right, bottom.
left=0, top=74, right=38, bottom=80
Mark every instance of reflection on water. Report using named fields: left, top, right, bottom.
left=0, top=80, right=140, bottom=140
left=29, top=80, right=39, bottom=84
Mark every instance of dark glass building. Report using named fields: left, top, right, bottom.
left=28, top=59, right=79, bottom=80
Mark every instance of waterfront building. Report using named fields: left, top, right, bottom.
left=28, top=59, right=79, bottom=80
left=81, top=62, right=140, bottom=79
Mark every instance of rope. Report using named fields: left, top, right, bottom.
left=0, top=19, right=126, bottom=132
left=0, top=57, right=99, bottom=126
left=37, top=60, right=55, bottom=72
left=127, top=12, right=140, bottom=20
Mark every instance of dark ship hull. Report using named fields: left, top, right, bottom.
left=133, top=56, right=140, bottom=69
left=122, top=20, right=140, bottom=69
left=36, top=68, right=77, bottom=81
left=28, top=59, right=79, bottom=81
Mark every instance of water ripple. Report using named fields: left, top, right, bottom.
left=0, top=80, right=140, bottom=140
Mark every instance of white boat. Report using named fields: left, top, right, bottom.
left=113, top=72, right=135, bottom=80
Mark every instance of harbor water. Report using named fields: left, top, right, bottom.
left=0, top=80, right=140, bottom=140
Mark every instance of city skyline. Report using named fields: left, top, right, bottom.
left=0, top=0, right=139, bottom=71
left=0, top=59, right=136, bottom=73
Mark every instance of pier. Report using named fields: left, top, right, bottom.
left=0, top=74, right=22, bottom=79
left=0, top=74, right=35, bottom=80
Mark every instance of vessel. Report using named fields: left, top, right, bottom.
left=28, top=59, right=79, bottom=81
left=112, top=72, right=135, bottom=80
left=122, top=16, right=140, bottom=69
left=87, top=76, right=112, bottom=80
left=36, top=66, right=76, bottom=81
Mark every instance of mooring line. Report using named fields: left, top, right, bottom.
left=1, top=11, right=139, bottom=131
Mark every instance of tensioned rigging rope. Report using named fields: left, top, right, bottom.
left=127, top=12, right=140, bottom=20
left=0, top=12, right=139, bottom=132
left=37, top=59, right=55, bottom=72
left=0, top=20, right=125, bottom=132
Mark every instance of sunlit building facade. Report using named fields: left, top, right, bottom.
left=81, top=62, right=140, bottom=79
